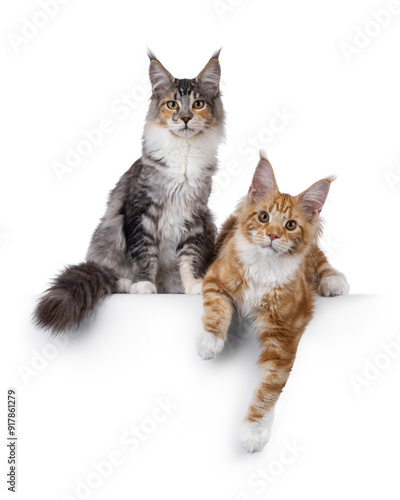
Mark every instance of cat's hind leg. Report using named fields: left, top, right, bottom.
left=116, top=278, right=133, bottom=293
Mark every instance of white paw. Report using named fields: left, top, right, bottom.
left=241, top=413, right=274, bottom=454
left=318, top=274, right=349, bottom=297
left=130, top=281, right=157, bottom=294
left=116, top=278, right=132, bottom=293
left=185, top=279, right=203, bottom=295
left=196, top=327, right=225, bottom=360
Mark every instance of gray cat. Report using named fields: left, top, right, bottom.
left=34, top=50, right=225, bottom=334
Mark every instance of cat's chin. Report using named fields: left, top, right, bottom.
left=262, top=244, right=277, bottom=252
left=169, top=127, right=202, bottom=138
left=257, top=244, right=292, bottom=258
left=258, top=244, right=279, bottom=255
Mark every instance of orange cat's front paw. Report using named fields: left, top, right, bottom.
left=241, top=413, right=274, bottom=453
left=196, top=327, right=225, bottom=360
left=318, top=274, right=349, bottom=297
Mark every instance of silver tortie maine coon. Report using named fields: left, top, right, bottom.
left=34, top=50, right=225, bottom=334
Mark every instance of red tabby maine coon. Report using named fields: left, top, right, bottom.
left=197, top=154, right=349, bottom=453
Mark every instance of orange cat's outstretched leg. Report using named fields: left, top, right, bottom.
left=197, top=277, right=233, bottom=360
left=241, top=329, right=301, bottom=453
left=311, top=245, right=350, bottom=297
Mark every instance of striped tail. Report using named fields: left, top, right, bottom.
left=33, top=261, right=117, bottom=334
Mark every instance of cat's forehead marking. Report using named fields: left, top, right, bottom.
left=268, top=196, right=294, bottom=219
left=268, top=204, right=290, bottom=220
left=176, top=79, right=194, bottom=96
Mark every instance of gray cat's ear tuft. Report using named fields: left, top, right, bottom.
left=148, top=52, right=174, bottom=97
left=249, top=153, right=278, bottom=200
left=211, top=47, right=222, bottom=60
left=298, top=176, right=336, bottom=219
left=196, top=50, right=221, bottom=96
left=147, top=48, right=158, bottom=62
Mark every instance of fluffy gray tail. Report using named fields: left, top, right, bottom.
left=34, top=261, right=118, bottom=334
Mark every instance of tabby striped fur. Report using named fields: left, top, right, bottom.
left=197, top=154, right=349, bottom=453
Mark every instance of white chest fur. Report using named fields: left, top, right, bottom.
left=143, top=123, right=221, bottom=185
left=234, top=232, right=301, bottom=316
left=143, top=124, right=222, bottom=270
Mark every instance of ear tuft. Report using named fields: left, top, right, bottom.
left=211, top=47, right=222, bottom=60
left=325, top=175, right=337, bottom=184
left=196, top=52, right=221, bottom=97
left=249, top=153, right=278, bottom=200
left=299, top=176, right=335, bottom=219
left=147, top=48, right=158, bottom=62
left=148, top=54, right=174, bottom=97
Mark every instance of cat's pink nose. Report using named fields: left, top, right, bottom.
left=268, top=232, right=279, bottom=241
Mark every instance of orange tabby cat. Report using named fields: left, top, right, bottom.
left=197, top=154, right=349, bottom=453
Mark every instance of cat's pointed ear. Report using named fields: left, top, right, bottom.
left=248, top=154, right=278, bottom=201
left=298, top=176, right=336, bottom=219
left=148, top=50, right=174, bottom=97
left=196, top=49, right=221, bottom=96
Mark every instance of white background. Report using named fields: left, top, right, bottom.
left=1, top=0, right=399, bottom=499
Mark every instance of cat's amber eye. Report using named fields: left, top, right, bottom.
left=193, top=100, right=205, bottom=109
left=167, top=101, right=178, bottom=110
left=286, top=220, right=297, bottom=230
left=258, top=212, right=269, bottom=223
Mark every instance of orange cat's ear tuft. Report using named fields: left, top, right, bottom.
left=298, top=176, right=335, bottom=219
left=248, top=153, right=278, bottom=201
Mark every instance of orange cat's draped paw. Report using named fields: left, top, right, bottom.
left=318, top=274, right=349, bottom=297
left=241, top=412, right=274, bottom=453
left=196, top=326, right=225, bottom=360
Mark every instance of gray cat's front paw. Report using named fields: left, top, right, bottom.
left=130, top=281, right=157, bottom=294
left=318, top=274, right=349, bottom=297
left=185, top=279, right=203, bottom=295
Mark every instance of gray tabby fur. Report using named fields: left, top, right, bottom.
left=34, top=50, right=225, bottom=333
left=87, top=50, right=225, bottom=294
